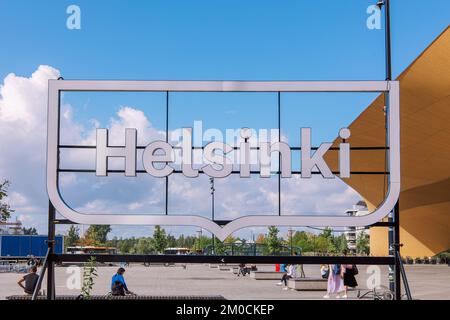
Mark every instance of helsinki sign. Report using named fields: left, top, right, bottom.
left=47, top=80, right=400, bottom=241
left=95, top=127, right=352, bottom=179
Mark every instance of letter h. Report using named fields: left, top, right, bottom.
left=96, top=128, right=137, bottom=176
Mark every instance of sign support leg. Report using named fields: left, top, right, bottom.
left=47, top=200, right=56, bottom=300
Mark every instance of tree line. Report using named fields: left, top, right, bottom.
left=1, top=179, right=369, bottom=255
left=64, top=224, right=370, bottom=255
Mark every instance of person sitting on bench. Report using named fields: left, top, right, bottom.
left=276, top=264, right=295, bottom=290
left=238, top=263, right=250, bottom=276
left=111, top=267, right=134, bottom=296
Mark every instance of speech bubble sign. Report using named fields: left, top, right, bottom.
left=47, top=80, right=399, bottom=241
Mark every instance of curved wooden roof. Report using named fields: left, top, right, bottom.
left=326, top=25, right=450, bottom=256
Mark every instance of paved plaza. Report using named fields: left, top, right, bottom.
left=0, top=263, right=449, bottom=300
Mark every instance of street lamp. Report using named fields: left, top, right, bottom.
left=210, top=177, right=215, bottom=221
left=375, top=0, right=398, bottom=298
left=288, top=227, right=293, bottom=256
left=376, top=0, right=384, bottom=10
left=210, top=177, right=215, bottom=254
left=196, top=228, right=202, bottom=253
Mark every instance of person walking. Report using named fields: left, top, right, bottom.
left=342, top=264, right=358, bottom=298
left=323, top=264, right=345, bottom=299
left=293, top=252, right=306, bottom=278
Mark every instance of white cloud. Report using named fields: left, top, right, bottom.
left=9, top=191, right=28, bottom=206
left=0, top=65, right=61, bottom=232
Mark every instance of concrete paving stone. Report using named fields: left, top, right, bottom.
left=1, top=264, right=448, bottom=300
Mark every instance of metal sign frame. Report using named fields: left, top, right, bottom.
left=34, top=0, right=407, bottom=302
left=47, top=80, right=400, bottom=241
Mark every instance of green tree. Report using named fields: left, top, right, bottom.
left=214, top=238, right=226, bottom=255
left=312, top=227, right=335, bottom=254
left=265, top=226, right=282, bottom=255
left=85, top=225, right=112, bottom=245
left=292, top=231, right=315, bottom=253
left=176, top=235, right=186, bottom=247
left=176, top=235, right=197, bottom=248
left=223, top=235, right=237, bottom=244
left=356, top=232, right=370, bottom=255
left=81, top=256, right=98, bottom=299
left=321, top=227, right=333, bottom=240
left=134, top=237, right=153, bottom=254
left=65, top=225, right=80, bottom=251
left=0, top=180, right=14, bottom=221
left=315, top=235, right=333, bottom=254
left=118, top=237, right=135, bottom=253
left=151, top=225, right=167, bottom=253
left=22, top=227, right=38, bottom=235
left=333, top=234, right=348, bottom=254
left=195, top=235, right=212, bottom=252
left=166, top=234, right=177, bottom=248
left=107, top=236, right=119, bottom=248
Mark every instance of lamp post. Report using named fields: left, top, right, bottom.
left=196, top=228, right=202, bottom=253
left=377, top=0, right=401, bottom=300
left=210, top=177, right=215, bottom=254
left=288, top=228, right=293, bottom=256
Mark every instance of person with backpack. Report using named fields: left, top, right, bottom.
left=323, top=264, right=345, bottom=299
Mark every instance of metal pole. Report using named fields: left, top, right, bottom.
left=47, top=200, right=56, bottom=300
left=384, top=0, right=392, bottom=81
left=31, top=248, right=49, bottom=300
left=382, top=0, right=401, bottom=299
left=395, top=245, right=412, bottom=299
left=277, top=92, right=281, bottom=216
left=288, top=228, right=293, bottom=256
left=165, top=91, right=169, bottom=215
left=384, top=0, right=402, bottom=300
left=210, top=177, right=215, bottom=253
left=394, top=202, right=401, bottom=299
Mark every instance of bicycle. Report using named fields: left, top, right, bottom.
left=357, top=286, right=394, bottom=300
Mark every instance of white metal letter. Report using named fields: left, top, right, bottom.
left=301, top=128, right=333, bottom=179
left=143, top=141, right=174, bottom=178
left=96, top=128, right=136, bottom=176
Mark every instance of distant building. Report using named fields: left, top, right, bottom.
left=345, top=201, right=369, bottom=253
left=0, top=219, right=23, bottom=235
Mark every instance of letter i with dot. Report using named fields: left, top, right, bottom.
left=339, top=128, right=351, bottom=178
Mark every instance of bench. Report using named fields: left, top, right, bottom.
left=215, top=264, right=240, bottom=271
left=218, top=266, right=233, bottom=271
left=250, top=271, right=285, bottom=280
left=287, top=278, right=327, bottom=291
left=7, top=295, right=226, bottom=300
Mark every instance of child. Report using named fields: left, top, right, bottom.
left=320, top=264, right=329, bottom=279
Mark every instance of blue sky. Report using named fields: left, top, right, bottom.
left=1, top=0, right=449, bottom=139
left=0, top=0, right=448, bottom=238
left=1, top=0, right=449, bottom=81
